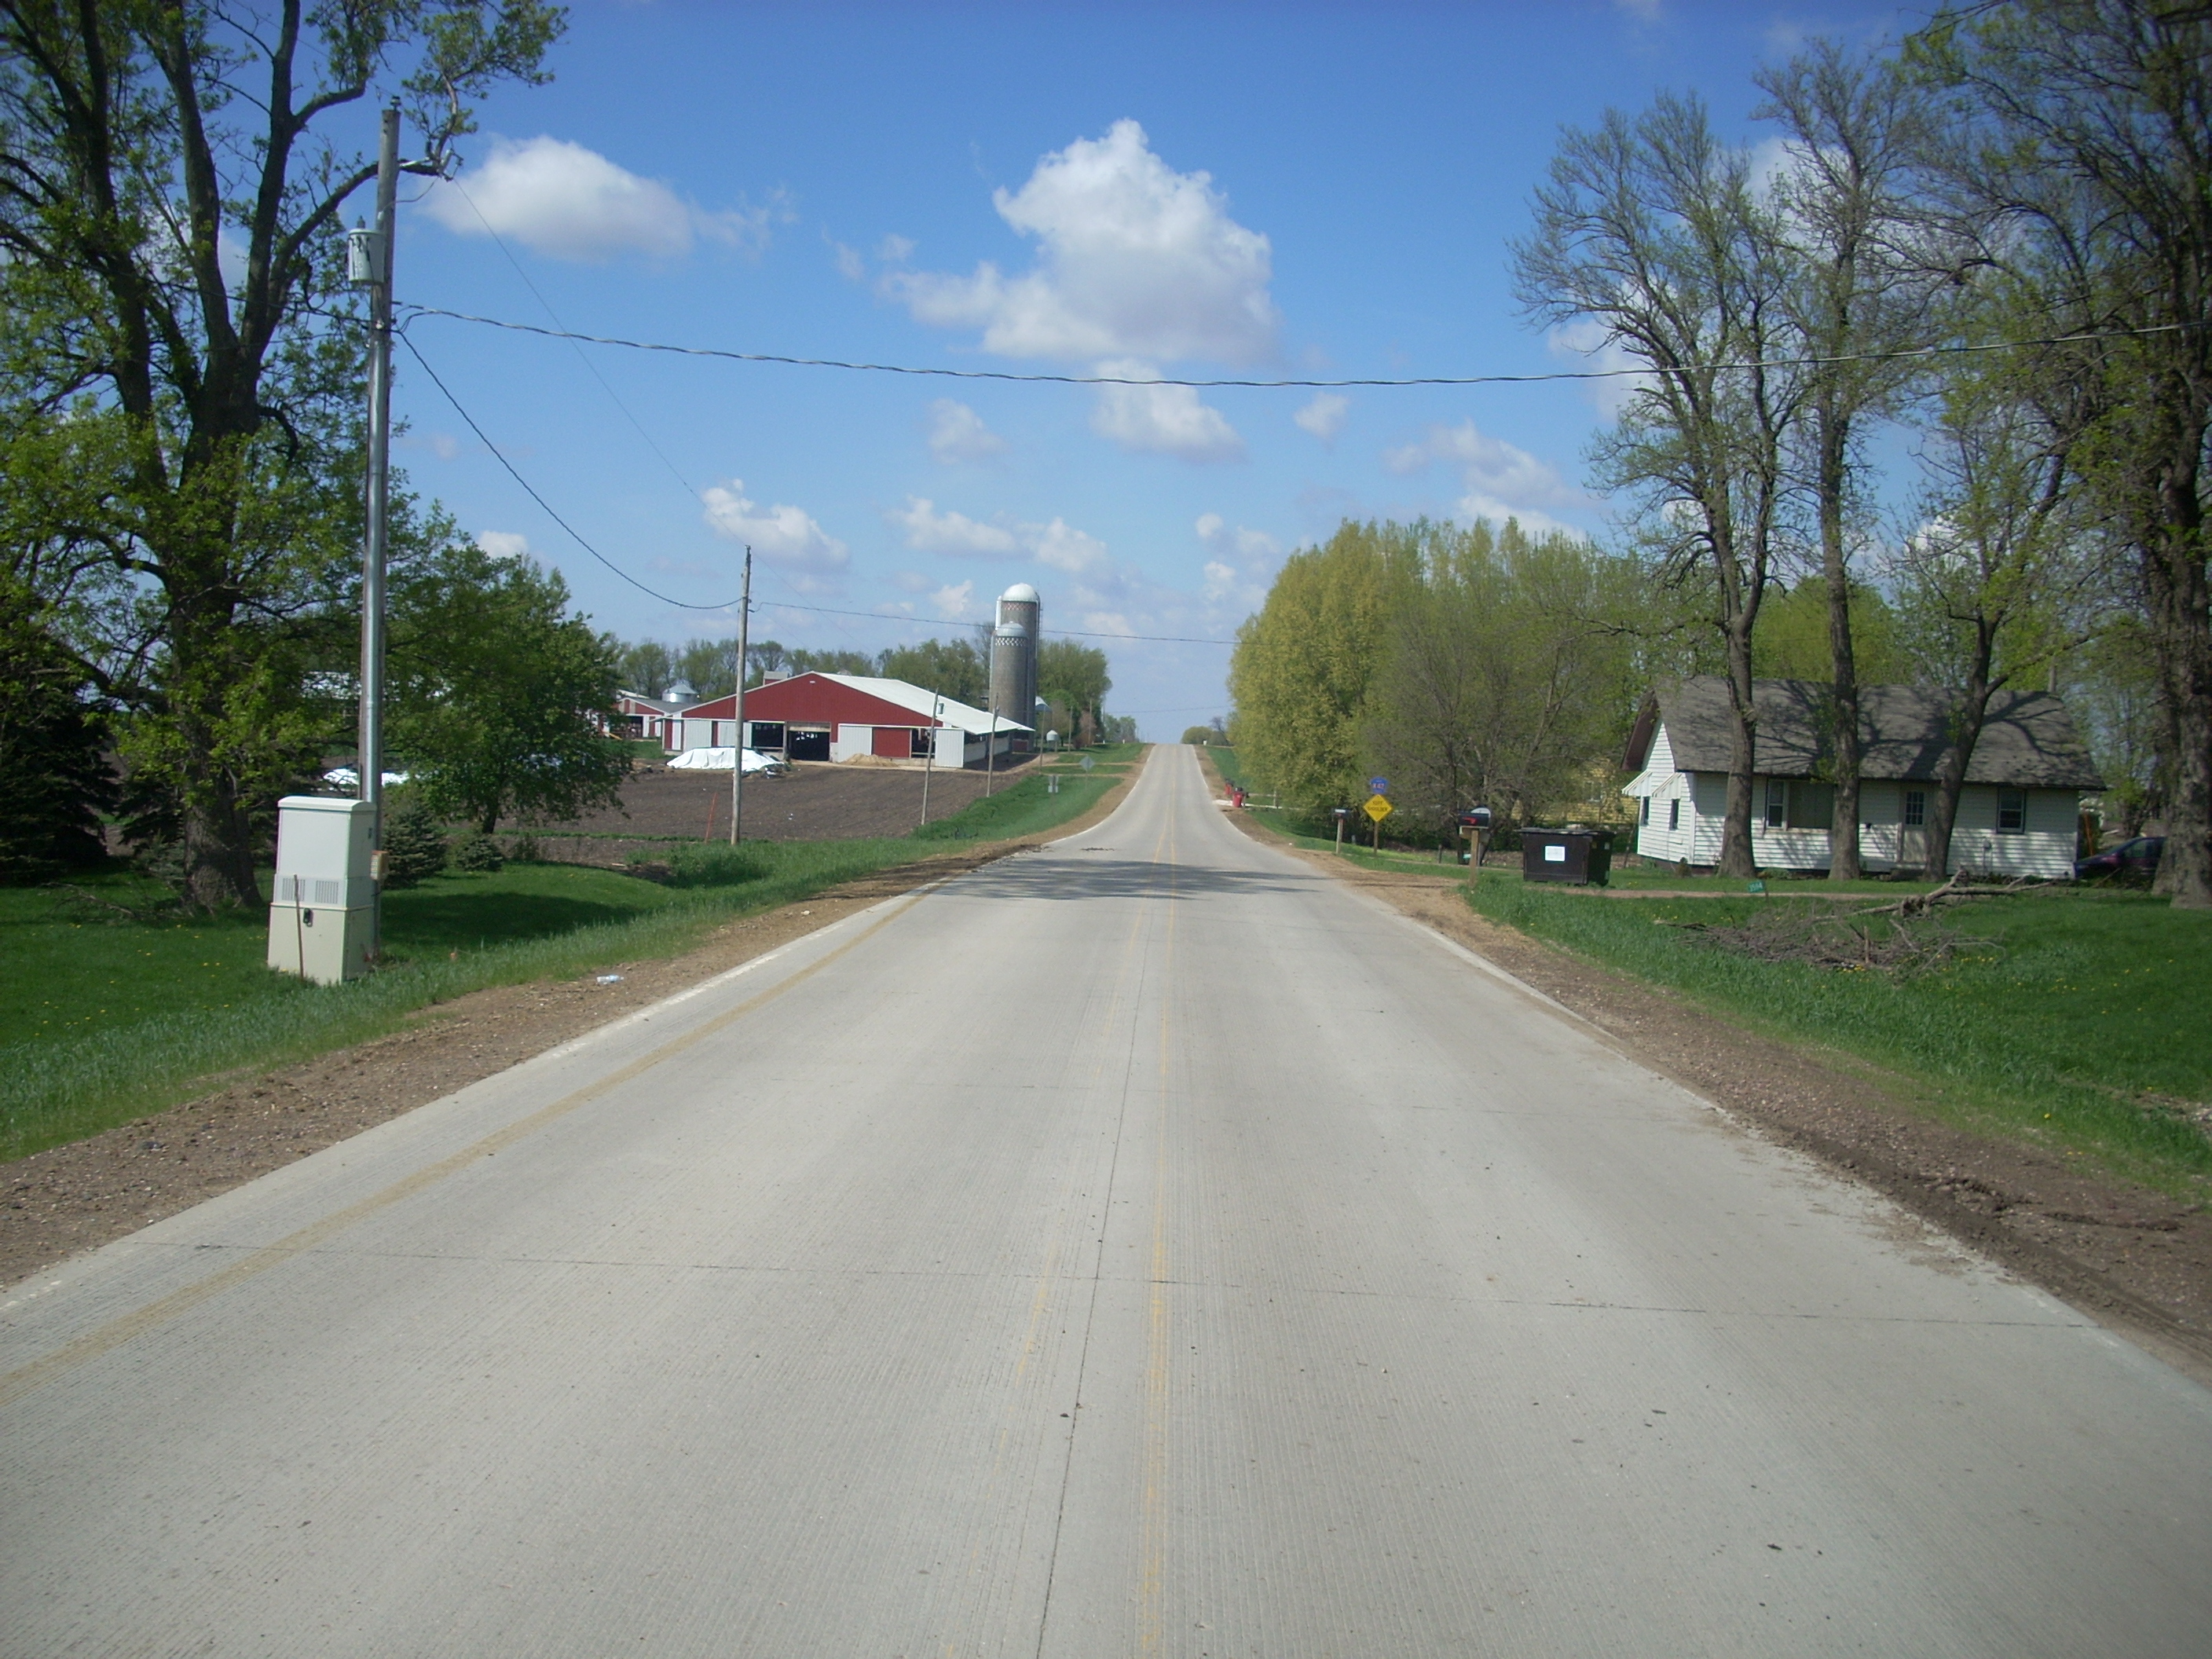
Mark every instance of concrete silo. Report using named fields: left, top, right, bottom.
left=997, top=582, right=1041, bottom=737
left=990, top=618, right=1030, bottom=745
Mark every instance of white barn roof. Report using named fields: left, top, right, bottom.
left=815, top=674, right=1032, bottom=736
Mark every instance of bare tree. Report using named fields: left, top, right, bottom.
left=1889, top=377, right=2087, bottom=874
left=1514, top=93, right=1807, bottom=876
left=1758, top=40, right=1942, bottom=878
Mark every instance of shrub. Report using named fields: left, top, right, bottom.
left=663, top=841, right=771, bottom=887
left=450, top=830, right=504, bottom=873
left=508, top=832, right=541, bottom=862
left=380, top=795, right=448, bottom=887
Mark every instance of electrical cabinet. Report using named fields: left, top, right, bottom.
left=267, top=795, right=376, bottom=984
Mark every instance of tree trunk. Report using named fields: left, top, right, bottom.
left=1925, top=624, right=1996, bottom=882
left=1818, top=399, right=1863, bottom=880
left=1719, top=618, right=1760, bottom=877
left=2144, top=460, right=2211, bottom=908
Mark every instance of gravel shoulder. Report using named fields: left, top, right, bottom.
left=1195, top=759, right=2212, bottom=1385
left=0, top=764, right=1136, bottom=1292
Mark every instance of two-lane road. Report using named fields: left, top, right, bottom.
left=4, top=745, right=2207, bottom=1655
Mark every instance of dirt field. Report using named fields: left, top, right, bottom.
left=526, top=757, right=1038, bottom=855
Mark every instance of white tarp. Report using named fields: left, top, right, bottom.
left=666, top=747, right=781, bottom=774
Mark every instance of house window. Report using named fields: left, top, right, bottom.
left=1639, top=797, right=1650, bottom=825
left=1998, top=789, right=2027, bottom=834
left=1764, top=778, right=1786, bottom=829
left=1786, top=781, right=1835, bottom=831
left=1903, top=788, right=1926, bottom=828
left=1668, top=798, right=1681, bottom=831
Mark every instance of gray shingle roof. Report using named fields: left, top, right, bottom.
left=1627, top=676, right=2105, bottom=789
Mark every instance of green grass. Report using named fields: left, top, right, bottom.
left=0, top=763, right=1130, bottom=1163
left=1466, top=875, right=2212, bottom=1197
left=912, top=768, right=1119, bottom=840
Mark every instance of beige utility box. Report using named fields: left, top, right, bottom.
left=267, top=796, right=377, bottom=985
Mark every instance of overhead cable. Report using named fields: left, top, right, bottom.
left=401, top=304, right=2200, bottom=390
left=397, top=331, right=1240, bottom=645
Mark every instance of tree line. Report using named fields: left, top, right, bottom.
left=1233, top=4, right=2210, bottom=906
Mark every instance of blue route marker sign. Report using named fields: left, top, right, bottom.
left=1369, top=776, right=1389, bottom=794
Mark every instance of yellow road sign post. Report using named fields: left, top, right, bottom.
left=1363, top=793, right=1392, bottom=850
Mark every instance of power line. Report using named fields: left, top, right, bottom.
left=401, top=304, right=2200, bottom=390
left=396, top=331, right=1240, bottom=645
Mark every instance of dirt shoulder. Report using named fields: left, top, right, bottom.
left=1193, top=754, right=2212, bottom=1384
left=1, top=764, right=1138, bottom=1293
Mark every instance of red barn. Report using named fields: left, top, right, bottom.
left=671, top=672, right=1027, bottom=767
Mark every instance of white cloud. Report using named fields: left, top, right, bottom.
left=1294, top=392, right=1348, bottom=445
left=830, top=237, right=866, bottom=280
left=1090, top=360, right=1244, bottom=463
left=886, top=497, right=1111, bottom=574
left=930, top=580, right=977, bottom=618
left=1195, top=514, right=1280, bottom=610
left=1452, top=493, right=1582, bottom=539
left=1547, top=317, right=1650, bottom=419
left=700, top=480, right=849, bottom=577
left=1031, top=518, right=1111, bottom=574
left=925, top=398, right=1009, bottom=463
left=877, top=233, right=915, bottom=262
left=475, top=530, right=532, bottom=561
left=884, top=119, right=1278, bottom=364
left=888, top=497, right=1022, bottom=557
left=1386, top=418, right=1577, bottom=503
left=421, top=136, right=782, bottom=262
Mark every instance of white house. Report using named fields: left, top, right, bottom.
left=1622, top=677, right=2104, bottom=878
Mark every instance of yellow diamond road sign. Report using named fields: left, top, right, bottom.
left=1363, top=793, right=1393, bottom=823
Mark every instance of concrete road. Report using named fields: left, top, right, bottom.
left=3, top=746, right=2207, bottom=1657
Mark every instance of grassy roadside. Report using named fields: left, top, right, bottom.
left=1205, top=745, right=2210, bottom=1199
left=1466, top=875, right=2212, bottom=1196
left=1, top=763, right=1129, bottom=1162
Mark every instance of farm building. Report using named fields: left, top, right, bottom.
left=670, top=672, right=1029, bottom=767
left=606, top=688, right=694, bottom=745
left=1622, top=677, right=2104, bottom=877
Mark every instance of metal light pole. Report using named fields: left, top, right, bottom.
left=352, top=105, right=399, bottom=958
left=729, top=547, right=752, bottom=846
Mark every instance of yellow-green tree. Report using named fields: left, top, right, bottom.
left=1228, top=522, right=1409, bottom=807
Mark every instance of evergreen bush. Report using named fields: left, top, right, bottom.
left=380, top=795, right=448, bottom=887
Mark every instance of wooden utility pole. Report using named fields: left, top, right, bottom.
left=355, top=106, right=399, bottom=956
left=728, top=548, right=752, bottom=845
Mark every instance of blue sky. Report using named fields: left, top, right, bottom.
left=388, top=0, right=1912, bottom=736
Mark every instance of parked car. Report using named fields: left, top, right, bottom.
left=2075, top=835, right=2163, bottom=881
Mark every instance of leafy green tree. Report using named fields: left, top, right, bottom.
left=1906, top=0, right=2212, bottom=904
left=676, top=638, right=738, bottom=698
left=1361, top=520, right=1638, bottom=833
left=617, top=640, right=676, bottom=698
left=1180, top=726, right=1216, bottom=745
left=879, top=638, right=987, bottom=705
left=0, top=1, right=562, bottom=908
left=1037, top=641, right=1111, bottom=742
left=1229, top=522, right=1403, bottom=806
left=0, top=586, right=116, bottom=881
left=386, top=539, right=629, bottom=836
left=1752, top=580, right=1909, bottom=684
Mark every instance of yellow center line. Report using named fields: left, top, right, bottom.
left=0, top=889, right=936, bottom=1412
left=1140, top=754, right=1182, bottom=1653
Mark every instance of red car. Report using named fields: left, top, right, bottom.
left=2075, top=836, right=2163, bottom=881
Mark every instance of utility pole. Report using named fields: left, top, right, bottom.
left=353, top=105, right=399, bottom=958
left=729, top=547, right=752, bottom=845
left=919, top=690, right=940, bottom=827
